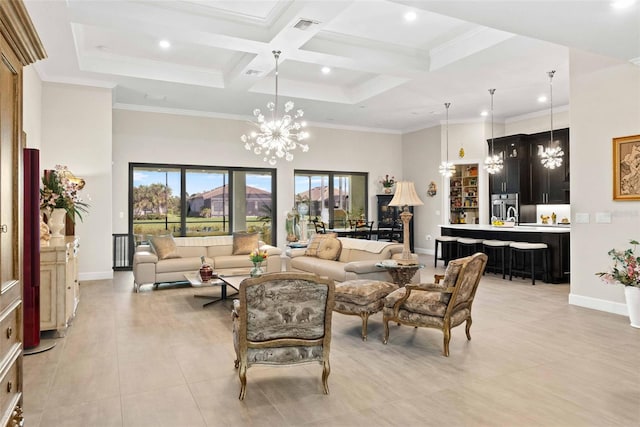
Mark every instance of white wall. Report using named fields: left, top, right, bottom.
left=112, top=109, right=403, bottom=249
left=401, top=125, right=442, bottom=254
left=567, top=49, right=640, bottom=315
left=41, top=83, right=113, bottom=280
left=23, top=66, right=42, bottom=149
left=505, top=109, right=570, bottom=136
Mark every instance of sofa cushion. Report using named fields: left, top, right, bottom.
left=155, top=256, right=204, bottom=274
left=337, top=238, right=400, bottom=263
left=176, top=246, right=207, bottom=258
left=149, top=234, right=180, bottom=260
left=214, top=255, right=254, bottom=269
left=305, top=233, right=338, bottom=257
left=233, top=232, right=259, bottom=255
left=316, top=237, right=342, bottom=260
left=290, top=257, right=347, bottom=282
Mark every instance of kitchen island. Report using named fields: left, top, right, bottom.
left=440, top=224, right=570, bottom=283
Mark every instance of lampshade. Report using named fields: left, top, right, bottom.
left=388, top=181, right=424, bottom=207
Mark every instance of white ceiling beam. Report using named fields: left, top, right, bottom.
left=429, top=27, right=516, bottom=71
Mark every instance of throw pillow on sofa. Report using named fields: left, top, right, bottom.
left=305, top=232, right=338, bottom=258
left=316, top=237, right=342, bottom=260
left=232, top=232, right=259, bottom=255
left=149, top=234, right=180, bottom=260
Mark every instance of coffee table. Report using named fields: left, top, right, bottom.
left=186, top=272, right=248, bottom=307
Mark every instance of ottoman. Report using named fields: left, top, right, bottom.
left=334, top=279, right=398, bottom=341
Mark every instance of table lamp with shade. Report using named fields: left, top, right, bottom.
left=388, top=181, right=423, bottom=265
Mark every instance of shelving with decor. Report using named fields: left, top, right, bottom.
left=449, top=164, right=479, bottom=224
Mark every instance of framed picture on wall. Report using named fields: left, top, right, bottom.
left=613, top=134, right=640, bottom=201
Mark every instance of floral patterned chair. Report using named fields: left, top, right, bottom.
left=382, top=252, right=487, bottom=356
left=232, top=272, right=335, bottom=400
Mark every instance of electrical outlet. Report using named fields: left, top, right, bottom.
left=426, top=234, right=432, bottom=241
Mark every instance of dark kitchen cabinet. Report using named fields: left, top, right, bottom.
left=528, top=128, right=570, bottom=204
left=488, top=134, right=529, bottom=198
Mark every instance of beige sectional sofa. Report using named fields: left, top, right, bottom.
left=284, top=237, right=409, bottom=283
left=133, top=235, right=282, bottom=292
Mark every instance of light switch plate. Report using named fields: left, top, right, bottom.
left=574, top=213, right=589, bottom=224
left=595, top=212, right=612, bottom=223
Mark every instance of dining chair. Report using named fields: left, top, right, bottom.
left=313, top=220, right=326, bottom=234
left=353, top=221, right=373, bottom=239
left=376, top=222, right=401, bottom=242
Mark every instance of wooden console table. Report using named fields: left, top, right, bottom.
left=40, top=237, right=80, bottom=336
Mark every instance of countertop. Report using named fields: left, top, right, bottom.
left=440, top=224, right=570, bottom=233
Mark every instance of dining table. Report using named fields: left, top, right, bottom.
left=326, top=227, right=372, bottom=238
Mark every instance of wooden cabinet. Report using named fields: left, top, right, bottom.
left=449, top=164, right=479, bottom=224
left=488, top=134, right=529, bottom=197
left=528, top=128, right=570, bottom=204
left=0, top=2, right=46, bottom=425
left=377, top=195, right=413, bottom=251
left=40, top=238, right=80, bottom=336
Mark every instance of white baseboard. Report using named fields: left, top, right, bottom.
left=414, top=247, right=434, bottom=255
left=78, top=271, right=114, bottom=281
left=568, top=293, right=628, bottom=316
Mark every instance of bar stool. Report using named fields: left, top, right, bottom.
left=482, top=240, right=512, bottom=279
left=457, top=237, right=483, bottom=257
left=509, top=242, right=548, bottom=285
left=434, top=236, right=458, bottom=267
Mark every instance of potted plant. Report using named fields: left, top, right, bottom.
left=40, top=165, right=89, bottom=238
left=248, top=248, right=268, bottom=277
left=380, top=174, right=395, bottom=194
left=596, top=239, right=640, bottom=328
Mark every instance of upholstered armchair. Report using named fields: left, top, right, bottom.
left=382, top=252, right=487, bottom=356
left=232, top=272, right=335, bottom=400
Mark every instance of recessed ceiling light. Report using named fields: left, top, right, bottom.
left=538, top=95, right=547, bottom=103
left=321, top=66, right=331, bottom=74
left=611, top=0, right=636, bottom=10
left=159, top=39, right=171, bottom=49
left=404, top=11, right=417, bottom=22
left=480, top=111, right=488, bottom=117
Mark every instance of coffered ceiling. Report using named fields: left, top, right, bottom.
left=24, top=0, right=640, bottom=132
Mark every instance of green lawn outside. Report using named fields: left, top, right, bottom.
left=133, top=215, right=272, bottom=244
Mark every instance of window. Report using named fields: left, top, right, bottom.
left=130, top=164, right=276, bottom=244
left=294, top=170, right=368, bottom=230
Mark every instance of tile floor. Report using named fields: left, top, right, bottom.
left=23, top=255, right=640, bottom=426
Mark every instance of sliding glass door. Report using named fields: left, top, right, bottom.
left=294, top=170, right=367, bottom=229
left=130, top=164, right=276, bottom=244
left=131, top=167, right=181, bottom=235
left=185, top=169, right=229, bottom=235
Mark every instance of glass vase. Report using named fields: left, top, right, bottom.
left=250, top=262, right=264, bottom=277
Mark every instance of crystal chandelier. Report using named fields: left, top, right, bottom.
left=483, top=88, right=503, bottom=174
left=439, top=102, right=456, bottom=177
left=241, top=50, right=309, bottom=165
left=540, top=70, right=564, bottom=169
